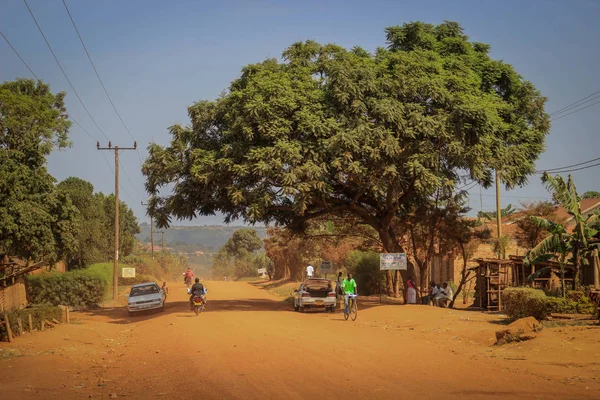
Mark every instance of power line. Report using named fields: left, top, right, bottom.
left=62, top=0, right=143, bottom=164
left=23, top=0, right=111, bottom=142
left=550, top=89, right=600, bottom=116
left=1, top=27, right=139, bottom=203
left=121, top=163, right=144, bottom=197
left=540, top=161, right=600, bottom=174
left=538, top=156, right=600, bottom=173
left=0, top=30, right=39, bottom=80
left=551, top=98, right=600, bottom=122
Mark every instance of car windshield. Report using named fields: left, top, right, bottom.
left=130, top=285, right=159, bottom=297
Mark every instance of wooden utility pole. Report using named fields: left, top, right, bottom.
left=495, top=170, right=503, bottom=259
left=141, top=201, right=155, bottom=259
left=97, top=141, right=137, bottom=300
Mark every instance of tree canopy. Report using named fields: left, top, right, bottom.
left=582, top=191, right=600, bottom=199
left=0, top=79, right=77, bottom=264
left=144, top=21, right=550, bottom=288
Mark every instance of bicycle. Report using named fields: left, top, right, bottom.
left=344, top=294, right=358, bottom=321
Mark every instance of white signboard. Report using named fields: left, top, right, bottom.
left=380, top=253, right=407, bottom=270
left=257, top=268, right=268, bottom=276
left=320, top=261, right=332, bottom=273
left=122, top=268, right=136, bottom=278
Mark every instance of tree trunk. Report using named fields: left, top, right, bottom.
left=378, top=227, right=408, bottom=299
left=572, top=248, right=580, bottom=291
left=449, top=243, right=470, bottom=308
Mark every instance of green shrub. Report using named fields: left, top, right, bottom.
left=118, top=274, right=159, bottom=286
left=1, top=306, right=63, bottom=340
left=545, top=297, right=579, bottom=314
left=504, top=287, right=597, bottom=320
left=27, top=264, right=111, bottom=307
left=503, top=287, right=550, bottom=320
left=344, top=251, right=380, bottom=295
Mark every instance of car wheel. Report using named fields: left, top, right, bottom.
left=299, top=306, right=305, bottom=313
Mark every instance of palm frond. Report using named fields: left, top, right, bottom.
left=527, top=266, right=553, bottom=283
left=530, top=216, right=556, bottom=230
left=542, top=173, right=579, bottom=213
left=526, top=233, right=567, bottom=263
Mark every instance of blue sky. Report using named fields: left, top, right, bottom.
left=2, top=0, right=600, bottom=225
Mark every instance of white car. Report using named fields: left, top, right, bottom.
left=293, top=278, right=336, bottom=313
left=127, top=282, right=165, bottom=315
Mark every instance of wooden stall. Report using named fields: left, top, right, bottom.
left=474, top=259, right=515, bottom=311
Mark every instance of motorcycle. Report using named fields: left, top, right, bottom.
left=187, top=288, right=206, bottom=316
left=184, top=275, right=192, bottom=288
left=192, top=295, right=205, bottom=315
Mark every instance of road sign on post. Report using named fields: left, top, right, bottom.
left=320, top=261, right=333, bottom=274
left=122, top=268, right=136, bottom=278
left=379, top=253, right=407, bottom=270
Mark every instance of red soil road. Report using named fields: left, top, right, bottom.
left=1, top=281, right=600, bottom=400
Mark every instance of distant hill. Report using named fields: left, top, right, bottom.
left=136, top=224, right=267, bottom=252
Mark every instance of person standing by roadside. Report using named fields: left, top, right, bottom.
left=306, top=264, right=314, bottom=279
left=335, top=271, right=344, bottom=309
left=406, top=276, right=419, bottom=304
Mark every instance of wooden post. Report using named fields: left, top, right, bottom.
left=28, top=314, right=33, bottom=332
left=17, top=318, right=23, bottom=336
left=3, top=313, right=13, bottom=343
left=593, top=248, right=600, bottom=290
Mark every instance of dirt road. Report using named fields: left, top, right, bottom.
left=1, top=281, right=600, bottom=399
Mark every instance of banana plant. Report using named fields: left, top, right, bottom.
left=524, top=174, right=598, bottom=296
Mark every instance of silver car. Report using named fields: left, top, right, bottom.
left=127, top=282, right=165, bottom=315
left=293, top=278, right=336, bottom=312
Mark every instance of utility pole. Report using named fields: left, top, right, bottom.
left=97, top=141, right=137, bottom=300
left=157, top=231, right=165, bottom=252
left=141, top=201, right=154, bottom=259
left=495, top=169, right=503, bottom=259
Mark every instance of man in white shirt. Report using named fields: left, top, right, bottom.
left=435, top=282, right=453, bottom=307
left=306, top=265, right=314, bottom=279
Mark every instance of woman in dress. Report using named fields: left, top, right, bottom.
left=406, top=276, right=418, bottom=304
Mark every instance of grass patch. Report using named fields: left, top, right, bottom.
left=1, top=306, right=63, bottom=341
left=0, top=348, right=23, bottom=360
left=236, top=277, right=265, bottom=282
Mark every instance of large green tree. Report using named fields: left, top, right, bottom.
left=102, top=194, right=140, bottom=259
left=144, top=22, right=550, bottom=294
left=57, top=177, right=110, bottom=268
left=213, top=228, right=262, bottom=278
left=0, top=79, right=78, bottom=264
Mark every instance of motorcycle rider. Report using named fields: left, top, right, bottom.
left=183, top=268, right=194, bottom=284
left=189, top=278, right=206, bottom=310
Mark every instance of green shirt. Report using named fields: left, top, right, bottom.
left=342, top=278, right=357, bottom=294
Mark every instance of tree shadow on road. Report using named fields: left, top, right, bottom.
left=80, top=298, right=298, bottom=325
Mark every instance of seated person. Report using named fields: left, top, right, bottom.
left=434, top=282, right=453, bottom=307
left=428, top=282, right=439, bottom=306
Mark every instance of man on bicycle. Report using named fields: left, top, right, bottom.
left=341, top=273, right=357, bottom=315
